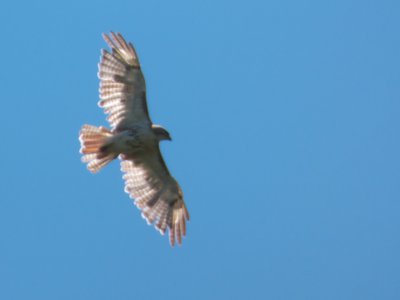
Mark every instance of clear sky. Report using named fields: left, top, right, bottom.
left=0, top=0, right=399, bottom=299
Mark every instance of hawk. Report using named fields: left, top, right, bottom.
left=79, top=32, right=189, bottom=246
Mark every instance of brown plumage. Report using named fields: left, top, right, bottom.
left=79, top=32, right=189, bottom=246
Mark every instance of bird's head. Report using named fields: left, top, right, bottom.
left=152, top=124, right=172, bottom=141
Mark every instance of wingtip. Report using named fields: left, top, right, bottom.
left=169, top=228, right=176, bottom=247
left=101, top=32, right=109, bottom=42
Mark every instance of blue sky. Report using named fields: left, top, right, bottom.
left=0, top=0, right=399, bottom=299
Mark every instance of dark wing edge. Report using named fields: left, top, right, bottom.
left=120, top=150, right=189, bottom=246
left=97, top=32, right=151, bottom=129
left=102, top=32, right=140, bottom=68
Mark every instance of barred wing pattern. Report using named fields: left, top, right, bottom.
left=121, top=151, right=189, bottom=246
left=81, top=32, right=190, bottom=246
left=98, top=32, right=150, bottom=130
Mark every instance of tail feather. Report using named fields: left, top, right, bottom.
left=79, top=124, right=115, bottom=173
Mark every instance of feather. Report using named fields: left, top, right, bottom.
left=79, top=125, right=115, bottom=173
left=98, top=32, right=150, bottom=130
left=121, top=154, right=189, bottom=246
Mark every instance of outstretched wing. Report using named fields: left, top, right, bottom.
left=98, top=32, right=151, bottom=130
left=121, top=149, right=189, bottom=246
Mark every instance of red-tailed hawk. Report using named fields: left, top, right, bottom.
left=79, top=32, right=189, bottom=246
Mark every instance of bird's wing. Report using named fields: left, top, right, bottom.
left=120, top=148, right=189, bottom=246
left=98, top=32, right=151, bottom=130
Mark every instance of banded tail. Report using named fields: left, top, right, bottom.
left=79, top=124, right=116, bottom=173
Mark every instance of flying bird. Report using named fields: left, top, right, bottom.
left=79, top=32, right=189, bottom=246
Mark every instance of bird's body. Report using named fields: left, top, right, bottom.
left=104, top=126, right=154, bottom=154
left=79, top=32, right=189, bottom=246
